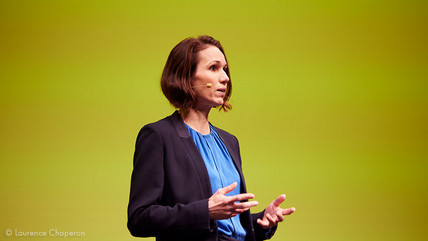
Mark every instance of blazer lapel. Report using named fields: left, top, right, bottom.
left=213, top=126, right=247, bottom=193
left=168, top=111, right=213, bottom=198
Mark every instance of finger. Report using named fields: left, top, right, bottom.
left=233, top=201, right=258, bottom=209
left=265, top=212, right=276, bottom=224
left=276, top=210, right=285, bottom=222
left=281, top=207, right=296, bottom=216
left=229, top=193, right=255, bottom=202
left=272, top=194, right=286, bottom=207
left=257, top=218, right=269, bottom=227
left=219, top=182, right=237, bottom=195
left=234, top=208, right=250, bottom=214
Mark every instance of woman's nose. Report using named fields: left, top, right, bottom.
left=220, top=70, right=229, bottom=83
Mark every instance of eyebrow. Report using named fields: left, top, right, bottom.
left=207, top=60, right=227, bottom=67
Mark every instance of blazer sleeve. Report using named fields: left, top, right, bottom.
left=251, top=211, right=278, bottom=240
left=127, top=125, right=213, bottom=237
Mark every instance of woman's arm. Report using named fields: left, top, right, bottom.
left=252, top=211, right=277, bottom=240
left=127, top=126, right=212, bottom=237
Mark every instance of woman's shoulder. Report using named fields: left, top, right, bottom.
left=136, top=111, right=185, bottom=139
left=139, top=112, right=176, bottom=132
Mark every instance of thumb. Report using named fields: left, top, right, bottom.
left=219, top=182, right=237, bottom=195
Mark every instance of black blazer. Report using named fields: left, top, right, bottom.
left=127, top=111, right=276, bottom=241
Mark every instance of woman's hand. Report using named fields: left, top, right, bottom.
left=209, top=182, right=258, bottom=220
left=257, top=194, right=295, bottom=229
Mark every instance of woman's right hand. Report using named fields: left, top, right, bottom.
left=208, top=182, right=258, bottom=220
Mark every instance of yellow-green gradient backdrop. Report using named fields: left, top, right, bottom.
left=1, top=1, right=427, bottom=240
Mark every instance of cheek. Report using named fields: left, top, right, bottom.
left=199, top=90, right=218, bottom=102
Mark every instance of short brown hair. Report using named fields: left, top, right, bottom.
left=160, top=35, right=232, bottom=111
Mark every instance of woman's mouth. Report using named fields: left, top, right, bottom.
left=217, top=88, right=226, bottom=93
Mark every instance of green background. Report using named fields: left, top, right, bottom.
left=1, top=1, right=427, bottom=240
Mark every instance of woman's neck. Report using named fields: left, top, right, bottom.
left=180, top=108, right=211, bottom=135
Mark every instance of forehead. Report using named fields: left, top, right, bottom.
left=197, top=45, right=226, bottom=64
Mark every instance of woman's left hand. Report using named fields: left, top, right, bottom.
left=257, top=194, right=295, bottom=229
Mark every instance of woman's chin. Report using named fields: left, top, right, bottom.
left=213, top=102, right=224, bottom=108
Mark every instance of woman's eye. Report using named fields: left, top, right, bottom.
left=209, top=65, right=217, bottom=71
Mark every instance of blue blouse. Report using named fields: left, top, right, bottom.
left=185, top=123, right=246, bottom=241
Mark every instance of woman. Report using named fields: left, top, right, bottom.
left=127, top=35, right=295, bottom=241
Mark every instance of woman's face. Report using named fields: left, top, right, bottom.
left=192, top=45, right=230, bottom=111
